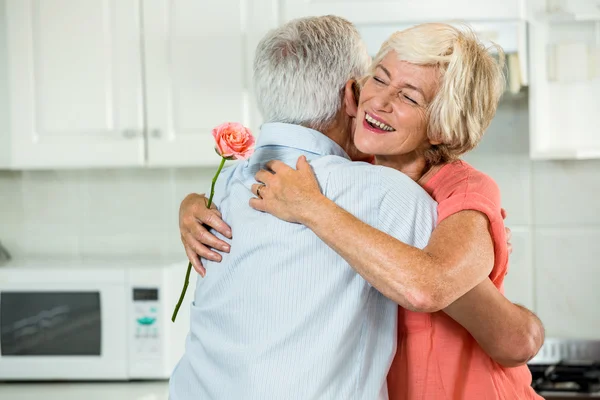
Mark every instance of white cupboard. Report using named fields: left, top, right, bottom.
left=3, top=0, right=145, bottom=169
left=8, top=0, right=593, bottom=167
left=528, top=0, right=600, bottom=159
left=143, top=0, right=249, bottom=167
left=0, top=0, right=258, bottom=169
left=281, top=0, right=524, bottom=24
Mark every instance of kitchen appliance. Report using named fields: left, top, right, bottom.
left=528, top=338, right=600, bottom=399
left=0, top=258, right=194, bottom=381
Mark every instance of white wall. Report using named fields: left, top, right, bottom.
left=0, top=92, right=598, bottom=339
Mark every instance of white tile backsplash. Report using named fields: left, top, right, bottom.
left=21, top=170, right=83, bottom=227
left=81, top=168, right=173, bottom=237
left=0, top=172, right=23, bottom=257
left=533, top=160, right=600, bottom=226
left=463, top=154, right=532, bottom=226
left=0, top=167, right=214, bottom=259
left=503, top=227, right=535, bottom=311
left=535, top=228, right=600, bottom=339
left=472, top=93, right=530, bottom=155
left=14, top=222, right=80, bottom=258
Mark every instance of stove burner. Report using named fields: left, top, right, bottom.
left=529, top=361, right=600, bottom=393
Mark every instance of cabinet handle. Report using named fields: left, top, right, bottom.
left=151, top=129, right=162, bottom=138
left=122, top=129, right=138, bottom=138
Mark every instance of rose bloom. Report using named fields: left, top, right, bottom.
left=212, top=122, right=255, bottom=160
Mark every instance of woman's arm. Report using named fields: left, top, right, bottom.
left=304, top=200, right=493, bottom=312
left=179, top=193, right=231, bottom=276
left=251, top=157, right=543, bottom=365
left=444, top=279, right=545, bottom=367
left=250, top=158, right=493, bottom=312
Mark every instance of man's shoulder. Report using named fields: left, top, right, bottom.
left=311, top=155, right=380, bottom=179
left=320, top=159, right=433, bottom=200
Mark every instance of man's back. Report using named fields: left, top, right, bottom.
left=169, top=123, right=437, bottom=400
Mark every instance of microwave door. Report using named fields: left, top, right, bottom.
left=1, top=292, right=102, bottom=356
left=0, top=284, right=128, bottom=380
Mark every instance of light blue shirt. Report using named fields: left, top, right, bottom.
left=169, top=123, right=437, bottom=400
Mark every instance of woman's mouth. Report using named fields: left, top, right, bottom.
left=364, top=113, right=395, bottom=133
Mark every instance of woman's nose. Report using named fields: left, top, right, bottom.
left=371, top=90, right=394, bottom=113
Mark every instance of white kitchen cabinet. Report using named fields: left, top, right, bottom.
left=528, top=0, right=600, bottom=159
left=143, top=0, right=254, bottom=167
left=280, top=0, right=524, bottom=24
left=1, top=0, right=145, bottom=169
left=0, top=0, right=267, bottom=169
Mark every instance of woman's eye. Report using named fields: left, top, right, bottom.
left=403, top=95, right=418, bottom=105
left=373, top=76, right=385, bottom=84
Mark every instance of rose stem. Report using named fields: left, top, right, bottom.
left=172, top=156, right=227, bottom=322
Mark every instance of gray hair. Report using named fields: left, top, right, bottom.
left=253, top=16, right=370, bottom=130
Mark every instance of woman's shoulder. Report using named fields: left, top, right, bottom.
left=427, top=160, right=501, bottom=206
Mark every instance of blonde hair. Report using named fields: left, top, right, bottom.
left=370, top=23, right=506, bottom=164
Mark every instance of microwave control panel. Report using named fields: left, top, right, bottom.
left=132, top=288, right=160, bottom=358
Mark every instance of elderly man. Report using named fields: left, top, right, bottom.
left=168, top=16, right=437, bottom=400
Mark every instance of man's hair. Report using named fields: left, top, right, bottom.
left=370, top=23, right=506, bottom=164
left=253, top=15, right=370, bottom=131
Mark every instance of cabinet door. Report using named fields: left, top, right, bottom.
left=281, top=0, right=522, bottom=24
left=143, top=0, right=254, bottom=167
left=5, top=0, right=145, bottom=169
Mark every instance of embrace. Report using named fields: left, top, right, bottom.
left=170, top=16, right=545, bottom=400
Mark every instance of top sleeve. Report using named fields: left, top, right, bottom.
left=436, top=171, right=508, bottom=286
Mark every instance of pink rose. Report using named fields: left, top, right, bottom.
left=212, top=122, right=255, bottom=160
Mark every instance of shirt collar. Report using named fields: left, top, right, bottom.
left=255, top=123, right=350, bottom=160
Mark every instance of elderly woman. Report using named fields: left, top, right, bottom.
left=181, top=23, right=544, bottom=399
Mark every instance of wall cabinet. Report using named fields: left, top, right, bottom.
left=281, top=0, right=523, bottom=24
left=528, top=0, right=600, bottom=159
left=9, top=0, right=589, bottom=167
left=0, top=0, right=259, bottom=169
left=2, top=0, right=145, bottom=169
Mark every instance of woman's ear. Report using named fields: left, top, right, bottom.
left=343, top=79, right=359, bottom=118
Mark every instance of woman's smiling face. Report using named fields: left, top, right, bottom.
left=353, top=51, right=441, bottom=159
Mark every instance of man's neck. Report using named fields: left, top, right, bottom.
left=318, top=120, right=371, bottom=162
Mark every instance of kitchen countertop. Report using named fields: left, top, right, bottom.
left=2, top=382, right=599, bottom=399
left=0, top=381, right=169, bottom=400
left=540, top=392, right=600, bottom=399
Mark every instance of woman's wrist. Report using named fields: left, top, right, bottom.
left=300, top=194, right=336, bottom=228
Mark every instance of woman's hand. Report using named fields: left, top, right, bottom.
left=501, top=208, right=512, bottom=255
left=249, top=156, right=324, bottom=224
left=505, top=227, right=513, bottom=255
left=179, top=193, right=232, bottom=277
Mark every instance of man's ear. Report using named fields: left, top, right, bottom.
left=343, top=79, right=359, bottom=118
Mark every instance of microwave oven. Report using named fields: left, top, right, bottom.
left=0, top=257, right=194, bottom=380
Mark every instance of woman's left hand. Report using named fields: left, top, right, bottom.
left=249, top=155, right=323, bottom=224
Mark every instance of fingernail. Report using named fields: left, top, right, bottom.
left=222, top=244, right=230, bottom=252
left=210, top=253, right=221, bottom=262
left=225, top=230, right=232, bottom=238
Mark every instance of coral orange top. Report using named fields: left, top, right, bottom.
left=386, top=160, right=541, bottom=400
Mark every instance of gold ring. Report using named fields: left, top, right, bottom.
left=256, top=184, right=266, bottom=199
